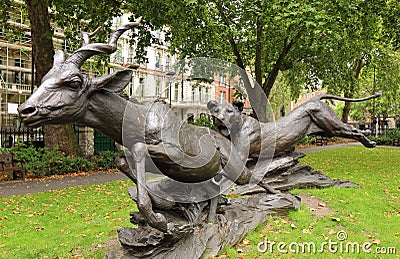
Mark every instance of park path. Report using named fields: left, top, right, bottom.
left=1, top=142, right=394, bottom=198
left=0, top=170, right=128, bottom=198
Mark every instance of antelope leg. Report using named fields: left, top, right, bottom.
left=132, top=142, right=168, bottom=232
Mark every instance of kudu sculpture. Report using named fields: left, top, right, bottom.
left=18, top=19, right=251, bottom=233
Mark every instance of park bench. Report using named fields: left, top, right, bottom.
left=0, top=153, right=26, bottom=180
left=316, top=136, right=328, bottom=146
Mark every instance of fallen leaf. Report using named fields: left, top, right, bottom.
left=242, top=239, right=250, bottom=245
left=318, top=202, right=326, bottom=208
left=331, top=217, right=341, bottom=222
left=372, top=239, right=381, bottom=245
left=291, top=223, right=297, bottom=229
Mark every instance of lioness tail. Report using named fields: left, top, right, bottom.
left=317, top=90, right=382, bottom=102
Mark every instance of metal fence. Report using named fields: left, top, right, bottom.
left=93, top=130, right=116, bottom=154
left=0, top=127, right=44, bottom=148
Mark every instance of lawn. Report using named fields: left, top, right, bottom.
left=0, top=146, right=399, bottom=258
left=222, top=146, right=400, bottom=258
left=0, top=180, right=134, bottom=258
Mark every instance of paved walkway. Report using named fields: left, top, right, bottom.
left=0, top=142, right=397, bottom=198
left=0, top=171, right=128, bottom=198
left=297, top=142, right=362, bottom=153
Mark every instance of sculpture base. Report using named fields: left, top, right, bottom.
left=107, top=152, right=357, bottom=258
left=107, top=192, right=299, bottom=259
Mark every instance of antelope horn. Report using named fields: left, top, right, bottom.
left=80, top=26, right=103, bottom=46
left=66, top=16, right=142, bottom=67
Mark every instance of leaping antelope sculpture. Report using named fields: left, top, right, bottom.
left=18, top=19, right=250, bottom=233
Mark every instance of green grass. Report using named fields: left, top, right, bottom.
left=0, top=180, right=134, bottom=258
left=0, top=146, right=399, bottom=258
left=220, top=146, right=400, bottom=258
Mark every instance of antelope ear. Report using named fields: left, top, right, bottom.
left=91, top=70, right=132, bottom=93
left=232, top=100, right=244, bottom=112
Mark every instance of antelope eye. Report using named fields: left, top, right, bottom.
left=68, top=79, right=81, bottom=88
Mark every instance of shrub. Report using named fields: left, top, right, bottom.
left=369, top=128, right=400, bottom=146
left=369, top=136, right=393, bottom=145
left=298, top=136, right=316, bottom=145
left=385, top=128, right=400, bottom=139
left=93, top=150, right=122, bottom=170
left=1, top=142, right=95, bottom=177
left=189, top=116, right=216, bottom=130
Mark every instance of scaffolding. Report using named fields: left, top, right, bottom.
left=0, top=3, right=33, bottom=128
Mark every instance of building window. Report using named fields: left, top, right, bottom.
left=155, top=53, right=161, bottom=68
left=156, top=80, right=160, bottom=96
left=205, top=88, right=209, bottom=102
left=165, top=55, right=170, bottom=71
left=14, top=71, right=24, bottom=84
left=220, top=91, right=225, bottom=103
left=139, top=78, right=144, bottom=97
left=0, top=56, right=3, bottom=65
left=166, top=82, right=170, bottom=99
left=191, top=87, right=195, bottom=102
left=127, top=47, right=134, bottom=64
left=15, top=58, right=24, bottom=68
left=198, top=87, right=202, bottom=102
left=304, top=93, right=308, bottom=100
left=174, top=83, right=179, bottom=101
left=219, top=75, right=225, bottom=86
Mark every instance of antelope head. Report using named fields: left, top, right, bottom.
left=18, top=18, right=141, bottom=128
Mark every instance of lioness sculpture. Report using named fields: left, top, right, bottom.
left=208, top=92, right=381, bottom=162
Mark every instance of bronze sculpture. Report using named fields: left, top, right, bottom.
left=18, top=19, right=255, bottom=234
left=17, top=20, right=380, bottom=258
left=208, top=92, right=381, bottom=162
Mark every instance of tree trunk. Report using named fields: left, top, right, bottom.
left=341, top=94, right=353, bottom=123
left=26, top=0, right=80, bottom=156
left=255, top=17, right=262, bottom=86
left=341, top=59, right=364, bottom=123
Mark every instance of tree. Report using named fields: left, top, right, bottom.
left=1, top=0, right=124, bottom=155
left=126, top=0, right=397, bottom=121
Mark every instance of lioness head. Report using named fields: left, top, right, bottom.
left=207, top=100, right=243, bottom=137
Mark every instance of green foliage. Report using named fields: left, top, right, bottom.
left=369, top=136, right=393, bottom=146
left=369, top=128, right=400, bottom=146
left=93, top=150, right=123, bottom=170
left=298, top=136, right=317, bottom=145
left=8, top=143, right=94, bottom=176
left=0, top=143, right=121, bottom=177
left=188, top=116, right=216, bottom=130
left=385, top=128, right=400, bottom=139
